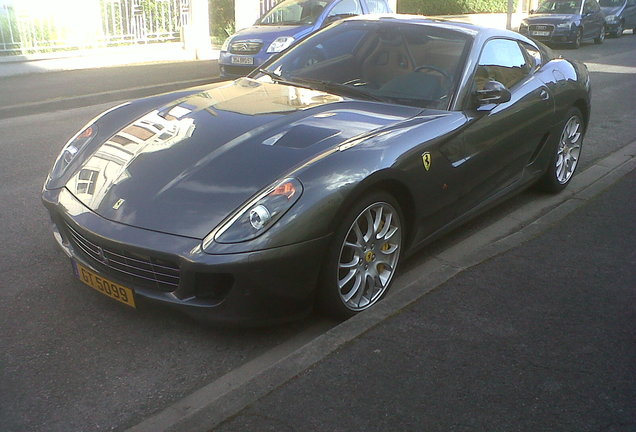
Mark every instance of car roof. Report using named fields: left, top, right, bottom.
left=346, top=14, right=526, bottom=39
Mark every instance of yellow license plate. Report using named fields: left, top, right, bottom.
left=73, top=261, right=136, bottom=308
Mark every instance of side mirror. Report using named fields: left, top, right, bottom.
left=476, top=80, right=512, bottom=107
left=529, top=8, right=535, bottom=14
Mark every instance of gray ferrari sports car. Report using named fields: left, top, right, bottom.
left=42, top=15, right=591, bottom=325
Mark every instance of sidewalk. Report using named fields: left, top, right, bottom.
left=0, top=43, right=220, bottom=78
left=213, top=169, right=636, bottom=431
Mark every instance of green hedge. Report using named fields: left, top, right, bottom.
left=209, top=0, right=235, bottom=45
left=398, top=0, right=515, bottom=15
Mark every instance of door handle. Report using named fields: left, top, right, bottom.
left=539, top=89, right=550, bottom=100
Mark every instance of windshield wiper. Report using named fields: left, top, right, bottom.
left=287, top=77, right=387, bottom=102
left=255, top=68, right=319, bottom=90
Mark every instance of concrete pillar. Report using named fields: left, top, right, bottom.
left=184, top=0, right=213, bottom=59
left=235, top=0, right=261, bottom=31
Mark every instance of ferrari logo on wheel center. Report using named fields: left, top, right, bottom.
left=365, top=251, right=376, bottom=263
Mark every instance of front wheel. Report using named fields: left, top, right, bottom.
left=318, top=192, right=403, bottom=318
left=573, top=29, right=583, bottom=49
left=536, top=108, right=585, bottom=193
left=612, top=22, right=623, bottom=38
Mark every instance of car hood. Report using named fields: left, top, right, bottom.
left=525, top=14, right=580, bottom=24
left=65, top=78, right=425, bottom=239
left=601, top=6, right=622, bottom=15
left=231, top=24, right=313, bottom=45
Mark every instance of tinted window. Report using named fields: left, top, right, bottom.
left=475, top=39, right=530, bottom=90
left=520, top=42, right=543, bottom=70
left=262, top=21, right=471, bottom=109
left=584, top=0, right=600, bottom=12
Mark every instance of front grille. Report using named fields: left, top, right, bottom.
left=529, top=24, right=555, bottom=32
left=64, top=222, right=180, bottom=292
left=229, top=40, right=263, bottom=55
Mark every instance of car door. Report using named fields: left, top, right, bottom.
left=447, top=38, right=555, bottom=215
left=582, top=0, right=604, bottom=37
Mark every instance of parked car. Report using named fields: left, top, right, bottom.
left=43, top=16, right=591, bottom=325
left=218, top=0, right=392, bottom=78
left=518, top=0, right=606, bottom=48
left=600, top=0, right=636, bottom=37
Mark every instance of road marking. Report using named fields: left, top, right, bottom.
left=585, top=63, right=636, bottom=74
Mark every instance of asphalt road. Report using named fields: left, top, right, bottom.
left=1, top=34, right=635, bottom=432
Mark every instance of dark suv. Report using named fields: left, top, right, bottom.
left=519, top=0, right=606, bottom=48
left=600, top=0, right=636, bottom=37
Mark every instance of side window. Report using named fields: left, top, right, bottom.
left=520, top=42, right=543, bottom=71
left=583, top=0, right=597, bottom=13
left=366, top=0, right=391, bottom=13
left=328, top=0, right=363, bottom=17
left=474, top=39, right=530, bottom=91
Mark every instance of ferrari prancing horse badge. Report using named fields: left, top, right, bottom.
left=422, top=152, right=432, bottom=171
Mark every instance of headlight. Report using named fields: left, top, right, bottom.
left=556, top=22, right=572, bottom=29
left=605, top=14, right=618, bottom=23
left=211, top=178, right=303, bottom=244
left=519, top=21, right=528, bottom=30
left=221, top=37, right=231, bottom=52
left=49, top=124, right=98, bottom=180
left=266, top=36, right=295, bottom=53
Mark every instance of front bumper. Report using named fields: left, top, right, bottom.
left=520, top=27, right=578, bottom=45
left=605, top=21, right=622, bottom=33
left=218, top=51, right=272, bottom=78
left=42, top=187, right=330, bottom=325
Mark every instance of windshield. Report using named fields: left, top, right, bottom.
left=258, top=0, right=330, bottom=25
left=536, top=0, right=582, bottom=13
left=598, top=0, right=623, bottom=6
left=255, top=21, right=472, bottom=110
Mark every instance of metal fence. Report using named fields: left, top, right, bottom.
left=0, top=0, right=189, bottom=55
left=260, top=0, right=280, bottom=17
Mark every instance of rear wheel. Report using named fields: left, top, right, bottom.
left=536, top=108, right=585, bottom=193
left=594, top=25, right=605, bottom=44
left=318, top=192, right=403, bottom=318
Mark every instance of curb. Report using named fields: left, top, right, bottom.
left=126, top=140, right=636, bottom=432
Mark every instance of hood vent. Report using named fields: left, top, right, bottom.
left=262, top=124, right=341, bottom=149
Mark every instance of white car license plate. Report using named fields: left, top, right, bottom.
left=231, top=56, right=254, bottom=65
left=531, top=31, right=550, bottom=36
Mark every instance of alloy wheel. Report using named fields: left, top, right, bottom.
left=556, top=115, right=582, bottom=184
left=337, top=201, right=402, bottom=311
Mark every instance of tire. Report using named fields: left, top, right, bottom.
left=594, top=25, right=605, bottom=44
left=317, top=192, right=404, bottom=318
left=573, top=29, right=582, bottom=49
left=536, top=107, right=585, bottom=193
left=612, top=22, right=623, bottom=38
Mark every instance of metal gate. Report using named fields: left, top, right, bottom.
left=101, top=0, right=188, bottom=44
left=0, top=0, right=189, bottom=55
